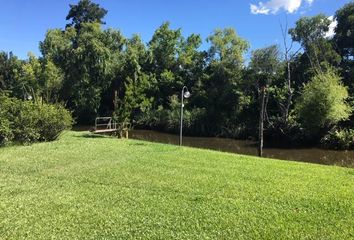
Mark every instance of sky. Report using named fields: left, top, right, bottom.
left=0, top=0, right=352, bottom=60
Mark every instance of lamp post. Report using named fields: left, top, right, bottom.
left=180, top=86, right=191, bottom=146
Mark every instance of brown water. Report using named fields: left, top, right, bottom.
left=129, top=130, right=354, bottom=168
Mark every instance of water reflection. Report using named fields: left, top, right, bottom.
left=130, top=130, right=354, bottom=168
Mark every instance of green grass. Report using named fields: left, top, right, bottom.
left=0, top=131, right=353, bottom=239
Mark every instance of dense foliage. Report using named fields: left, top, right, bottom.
left=0, top=95, right=73, bottom=146
left=321, top=128, right=354, bottom=150
left=295, top=69, right=351, bottom=135
left=1, top=0, right=354, bottom=148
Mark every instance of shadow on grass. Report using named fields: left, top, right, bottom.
left=77, top=133, right=108, bottom=139
left=128, top=142, right=147, bottom=146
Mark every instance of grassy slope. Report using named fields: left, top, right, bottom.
left=0, top=131, right=353, bottom=239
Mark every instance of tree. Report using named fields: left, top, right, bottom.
left=177, top=34, right=206, bottom=114
left=18, top=53, right=42, bottom=101
left=250, top=45, right=281, bottom=74
left=289, top=14, right=341, bottom=70
left=334, top=2, right=354, bottom=61
left=334, top=2, right=354, bottom=93
left=69, top=23, right=120, bottom=122
left=258, top=83, right=266, bottom=157
left=66, top=0, right=107, bottom=29
left=279, top=21, right=300, bottom=125
left=40, top=22, right=124, bottom=122
left=40, top=0, right=125, bottom=122
left=0, top=51, right=23, bottom=97
left=148, top=22, right=183, bottom=107
left=41, top=60, right=64, bottom=103
left=114, top=35, right=152, bottom=125
left=177, top=34, right=204, bottom=90
left=295, top=69, right=351, bottom=134
left=289, top=14, right=331, bottom=49
left=207, top=28, right=249, bottom=68
left=250, top=46, right=282, bottom=156
left=18, top=54, right=65, bottom=103
left=204, top=28, right=249, bottom=136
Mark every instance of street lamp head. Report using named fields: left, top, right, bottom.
left=183, top=91, right=191, bottom=98
left=180, top=86, right=190, bottom=146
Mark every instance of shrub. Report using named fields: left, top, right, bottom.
left=0, top=95, right=15, bottom=146
left=321, top=128, right=354, bottom=150
left=37, top=103, right=73, bottom=141
left=0, top=118, right=13, bottom=146
left=0, top=95, right=73, bottom=145
left=295, top=69, right=352, bottom=134
left=11, top=100, right=42, bottom=143
left=135, top=95, right=207, bottom=136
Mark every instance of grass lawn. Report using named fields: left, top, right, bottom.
left=0, top=131, right=353, bottom=239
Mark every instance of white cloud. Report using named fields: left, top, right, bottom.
left=325, top=16, right=337, bottom=39
left=250, top=0, right=314, bottom=15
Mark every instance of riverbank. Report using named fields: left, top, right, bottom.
left=130, top=130, right=354, bottom=167
left=72, top=126, right=354, bottom=167
left=1, top=131, right=353, bottom=239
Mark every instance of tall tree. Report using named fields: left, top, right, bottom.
left=69, top=23, right=121, bottom=122
left=0, top=51, right=23, bottom=97
left=114, top=35, right=152, bottom=124
left=18, top=53, right=42, bottom=102
left=334, top=2, right=354, bottom=92
left=66, top=0, right=107, bottom=29
left=280, top=21, right=300, bottom=125
left=250, top=45, right=281, bottom=74
left=250, top=46, right=281, bottom=155
left=204, top=28, right=249, bottom=135
left=41, top=59, right=64, bottom=103
left=207, top=28, right=249, bottom=68
left=178, top=34, right=206, bottom=110
left=334, top=2, right=354, bottom=61
left=40, top=23, right=124, bottom=122
left=148, top=22, right=183, bottom=107
left=289, top=14, right=341, bottom=71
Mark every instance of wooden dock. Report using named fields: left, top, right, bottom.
left=93, top=128, right=117, bottom=134
left=92, top=117, right=117, bottom=134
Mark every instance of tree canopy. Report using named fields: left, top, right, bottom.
left=1, top=0, right=354, bottom=148
left=296, top=69, right=351, bottom=133
left=66, top=0, right=107, bottom=29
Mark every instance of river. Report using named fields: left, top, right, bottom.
left=129, top=130, right=354, bottom=168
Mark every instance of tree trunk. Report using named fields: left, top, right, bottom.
left=283, top=60, right=293, bottom=124
left=280, top=21, right=297, bottom=125
left=259, top=87, right=266, bottom=157
left=113, top=90, right=118, bottom=112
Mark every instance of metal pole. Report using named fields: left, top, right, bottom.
left=179, top=87, right=184, bottom=146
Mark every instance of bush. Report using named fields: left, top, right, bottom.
left=321, top=128, right=354, bottom=150
left=0, top=118, right=13, bottom=146
left=295, top=69, right=352, bottom=134
left=0, top=95, right=73, bottom=146
left=0, top=96, right=15, bottom=145
left=135, top=95, right=207, bottom=136
left=37, top=104, right=73, bottom=141
left=11, top=100, right=42, bottom=143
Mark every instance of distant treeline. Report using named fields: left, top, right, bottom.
left=1, top=0, right=354, bottom=148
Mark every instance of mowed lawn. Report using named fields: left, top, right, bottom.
left=0, top=131, right=353, bottom=239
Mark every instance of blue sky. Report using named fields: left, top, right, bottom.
left=0, top=0, right=351, bottom=60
